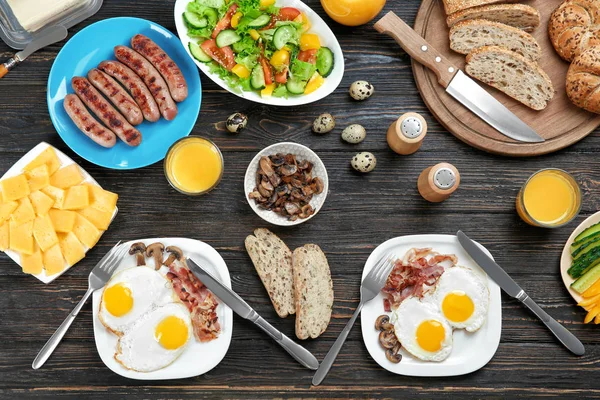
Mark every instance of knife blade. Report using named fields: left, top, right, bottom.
left=186, top=258, right=320, bottom=370
left=374, top=12, right=544, bottom=143
left=456, top=231, right=585, bottom=356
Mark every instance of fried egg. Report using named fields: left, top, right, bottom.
left=115, top=303, right=192, bottom=372
left=99, top=267, right=176, bottom=335
left=432, top=266, right=489, bottom=332
left=393, top=297, right=453, bottom=362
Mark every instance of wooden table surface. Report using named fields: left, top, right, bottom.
left=1, top=0, right=598, bottom=398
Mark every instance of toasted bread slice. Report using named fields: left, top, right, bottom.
left=442, top=0, right=509, bottom=16
left=245, top=228, right=295, bottom=318
left=447, top=4, right=540, bottom=32
left=293, top=244, right=333, bottom=340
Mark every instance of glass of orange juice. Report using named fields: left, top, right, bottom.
left=516, top=169, right=581, bottom=228
left=164, top=136, right=224, bottom=195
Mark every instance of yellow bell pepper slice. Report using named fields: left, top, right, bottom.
left=232, top=64, right=251, bottom=79
left=260, top=0, right=275, bottom=9
left=249, top=29, right=260, bottom=41
left=585, top=304, right=600, bottom=323
left=578, top=293, right=600, bottom=307
left=231, top=11, right=243, bottom=28
left=261, top=83, right=276, bottom=98
left=304, top=72, right=324, bottom=95
left=300, top=33, right=321, bottom=51
left=294, top=13, right=311, bottom=32
left=583, top=278, right=600, bottom=298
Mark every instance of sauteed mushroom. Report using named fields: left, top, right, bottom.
left=376, top=314, right=402, bottom=363
left=379, top=330, right=397, bottom=349
left=375, top=315, right=390, bottom=331
left=146, top=242, right=164, bottom=270
left=163, top=246, right=183, bottom=266
left=129, top=242, right=146, bottom=266
left=385, top=348, right=402, bottom=364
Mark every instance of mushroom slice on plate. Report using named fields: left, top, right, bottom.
left=146, top=242, right=165, bottom=270
left=129, top=242, right=147, bottom=266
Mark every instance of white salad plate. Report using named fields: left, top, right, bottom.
left=92, top=237, right=233, bottom=380
left=0, top=142, right=118, bottom=284
left=360, top=234, right=502, bottom=377
left=244, top=142, right=328, bottom=226
left=174, top=0, right=344, bottom=106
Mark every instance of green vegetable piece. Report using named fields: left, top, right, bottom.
left=316, top=47, right=334, bottom=78
left=573, top=236, right=600, bottom=260
left=291, top=59, right=316, bottom=81
left=195, top=0, right=225, bottom=9
left=286, top=77, right=307, bottom=94
left=216, top=29, right=242, bottom=48
left=575, top=221, right=600, bottom=243
left=572, top=263, right=600, bottom=294
left=187, top=3, right=218, bottom=26
left=273, top=25, right=298, bottom=50
left=569, top=247, right=600, bottom=278
left=189, top=41, right=212, bottom=63
left=251, top=65, right=266, bottom=90
left=184, top=11, right=208, bottom=28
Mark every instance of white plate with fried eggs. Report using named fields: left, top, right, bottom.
left=92, top=238, right=233, bottom=380
left=360, top=235, right=502, bottom=377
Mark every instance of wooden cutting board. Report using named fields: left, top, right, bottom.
left=412, top=0, right=600, bottom=156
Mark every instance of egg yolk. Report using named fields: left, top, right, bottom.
left=155, top=316, right=189, bottom=350
left=442, top=291, right=475, bottom=323
left=416, top=320, right=446, bottom=352
left=104, top=283, right=133, bottom=317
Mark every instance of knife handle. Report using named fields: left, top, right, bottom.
left=252, top=313, right=319, bottom=370
left=520, top=294, right=585, bottom=356
left=374, top=11, right=457, bottom=88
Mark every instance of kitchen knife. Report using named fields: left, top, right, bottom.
left=0, top=25, right=68, bottom=79
left=456, top=231, right=585, bottom=356
left=374, top=12, right=544, bottom=144
left=186, top=258, right=319, bottom=370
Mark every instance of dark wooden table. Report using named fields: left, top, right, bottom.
left=1, top=0, right=598, bottom=398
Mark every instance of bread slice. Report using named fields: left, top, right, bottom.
left=245, top=229, right=295, bottom=318
left=447, top=4, right=540, bottom=32
left=450, top=19, right=542, bottom=61
left=465, top=46, right=554, bottom=111
left=442, top=0, right=510, bottom=16
left=293, top=244, right=333, bottom=340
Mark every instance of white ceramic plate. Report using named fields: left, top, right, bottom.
left=0, top=142, right=118, bottom=284
left=244, top=142, right=328, bottom=226
left=361, top=235, right=502, bottom=377
left=173, top=0, right=344, bottom=106
left=92, top=237, right=233, bottom=380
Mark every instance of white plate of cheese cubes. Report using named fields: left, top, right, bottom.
left=0, top=142, right=118, bottom=284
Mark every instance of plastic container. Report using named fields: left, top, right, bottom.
left=0, top=0, right=103, bottom=49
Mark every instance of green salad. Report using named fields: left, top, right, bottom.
left=183, top=0, right=335, bottom=98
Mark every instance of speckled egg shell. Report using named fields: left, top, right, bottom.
left=341, top=124, right=366, bottom=144
left=312, top=113, right=336, bottom=134
left=349, top=81, right=374, bottom=101
left=351, top=152, right=377, bottom=173
left=226, top=113, right=248, bottom=133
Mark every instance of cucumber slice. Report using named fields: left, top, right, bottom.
left=573, top=236, right=600, bottom=259
left=251, top=65, right=266, bottom=90
left=286, top=77, right=307, bottom=94
left=572, top=231, right=600, bottom=254
left=189, top=42, right=212, bottom=63
left=569, top=247, right=600, bottom=278
left=195, top=0, right=225, bottom=9
left=216, top=29, right=241, bottom=48
left=572, top=263, right=600, bottom=294
left=273, top=25, right=296, bottom=50
left=575, top=221, right=600, bottom=243
left=316, top=47, right=334, bottom=77
left=248, top=14, right=271, bottom=28
left=184, top=11, right=208, bottom=28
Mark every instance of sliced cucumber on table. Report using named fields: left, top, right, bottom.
left=316, top=47, right=334, bottom=77
left=248, top=14, right=271, bottom=29
left=184, top=11, right=208, bottom=28
left=286, top=77, right=307, bottom=94
left=189, top=42, right=212, bottom=63
left=216, top=30, right=241, bottom=47
left=273, top=25, right=296, bottom=50
left=572, top=263, right=600, bottom=294
left=251, top=65, right=266, bottom=90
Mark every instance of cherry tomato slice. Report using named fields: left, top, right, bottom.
left=212, top=4, right=239, bottom=38
left=275, top=67, right=288, bottom=84
left=260, top=57, right=274, bottom=85
left=201, top=39, right=236, bottom=71
left=297, top=49, right=318, bottom=64
left=278, top=7, right=301, bottom=21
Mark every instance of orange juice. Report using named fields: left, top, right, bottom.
left=516, top=169, right=581, bottom=228
left=164, top=137, right=223, bottom=195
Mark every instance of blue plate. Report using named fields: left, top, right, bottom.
left=47, top=17, right=201, bottom=170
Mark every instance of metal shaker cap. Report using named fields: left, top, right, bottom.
left=434, top=167, right=456, bottom=190
left=401, top=117, right=423, bottom=139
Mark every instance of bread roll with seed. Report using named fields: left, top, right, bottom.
left=566, top=45, right=600, bottom=113
left=549, top=0, right=600, bottom=62
left=446, top=4, right=540, bottom=32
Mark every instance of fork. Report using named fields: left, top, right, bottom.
left=312, top=252, right=396, bottom=386
left=32, top=241, right=127, bottom=370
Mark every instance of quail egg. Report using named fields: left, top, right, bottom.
left=351, top=152, right=376, bottom=173
left=341, top=124, right=366, bottom=144
left=349, top=80, right=374, bottom=101
left=226, top=112, right=248, bottom=133
left=312, top=113, right=335, bottom=134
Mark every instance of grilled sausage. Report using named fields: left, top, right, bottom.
left=114, top=45, right=178, bottom=121
left=63, top=94, right=117, bottom=148
left=131, top=34, right=188, bottom=102
left=98, top=60, right=160, bottom=123
left=88, top=68, right=143, bottom=126
left=71, top=77, right=142, bottom=147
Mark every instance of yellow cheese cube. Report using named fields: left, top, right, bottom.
left=33, top=214, right=58, bottom=252
left=63, top=185, right=89, bottom=210
left=29, top=191, right=54, bottom=216
left=43, top=243, right=65, bottom=275
left=26, top=164, right=50, bottom=192
left=73, top=214, right=101, bottom=248
left=48, top=209, right=76, bottom=233
left=21, top=248, right=43, bottom=275
left=0, top=221, right=8, bottom=251
left=0, top=200, right=18, bottom=223
left=11, top=197, right=36, bottom=226
left=86, top=184, right=118, bottom=212
left=77, top=207, right=113, bottom=230
left=1, top=174, right=30, bottom=201
left=9, top=220, right=34, bottom=255
left=24, top=147, right=61, bottom=175
left=58, top=232, right=85, bottom=267
left=41, top=186, right=66, bottom=209
left=50, top=164, right=84, bottom=189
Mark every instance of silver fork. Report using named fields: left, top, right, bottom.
left=32, top=241, right=127, bottom=370
left=312, top=252, right=396, bottom=386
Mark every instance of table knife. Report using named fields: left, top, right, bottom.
left=186, top=258, right=319, bottom=370
left=374, top=12, right=544, bottom=144
left=0, top=25, right=68, bottom=79
left=456, top=231, right=585, bottom=356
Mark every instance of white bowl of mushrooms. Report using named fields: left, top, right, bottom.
left=244, top=142, right=329, bottom=226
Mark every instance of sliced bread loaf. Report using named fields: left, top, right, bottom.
left=442, top=0, right=509, bottom=16
left=293, top=244, right=333, bottom=340
left=447, top=4, right=541, bottom=32
left=465, top=46, right=554, bottom=110
left=450, top=19, right=542, bottom=61
left=245, top=228, right=295, bottom=318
